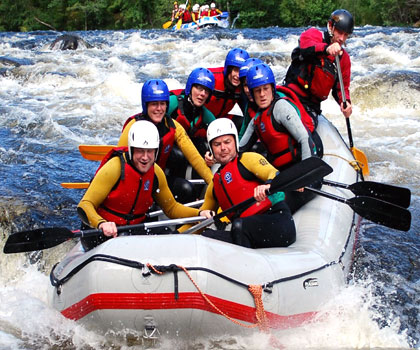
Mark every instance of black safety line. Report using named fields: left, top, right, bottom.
left=50, top=215, right=358, bottom=295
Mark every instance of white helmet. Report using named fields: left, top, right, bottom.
left=128, top=120, right=160, bottom=160
left=193, top=3, right=199, bottom=11
left=207, top=118, right=239, bottom=155
left=179, top=4, right=186, bottom=10
left=210, top=3, right=216, bottom=8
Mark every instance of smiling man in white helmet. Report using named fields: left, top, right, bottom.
left=77, top=120, right=201, bottom=250
left=197, top=118, right=296, bottom=248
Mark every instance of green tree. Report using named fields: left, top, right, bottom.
left=0, top=0, right=419, bottom=32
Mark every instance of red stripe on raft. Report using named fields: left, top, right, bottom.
left=61, top=292, right=316, bottom=329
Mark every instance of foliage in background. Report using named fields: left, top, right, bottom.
left=0, top=0, right=419, bottom=32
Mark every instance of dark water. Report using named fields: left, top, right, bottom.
left=0, top=26, right=419, bottom=349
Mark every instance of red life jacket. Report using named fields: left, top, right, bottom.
left=122, top=113, right=176, bottom=170
left=246, top=101, right=258, bottom=121
left=254, top=90, right=314, bottom=169
left=182, top=10, right=192, bottom=23
left=276, top=85, right=315, bottom=133
left=212, top=156, right=272, bottom=219
left=285, top=44, right=337, bottom=103
left=170, top=94, right=206, bottom=138
left=192, top=11, right=200, bottom=21
left=209, top=9, right=219, bottom=16
left=96, top=147, right=155, bottom=225
left=206, top=66, right=241, bottom=118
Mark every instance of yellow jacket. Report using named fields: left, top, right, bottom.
left=78, top=154, right=199, bottom=228
left=118, top=117, right=213, bottom=184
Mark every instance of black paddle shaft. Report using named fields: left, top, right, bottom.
left=183, top=156, right=333, bottom=235
left=3, top=216, right=206, bottom=254
left=306, top=187, right=411, bottom=232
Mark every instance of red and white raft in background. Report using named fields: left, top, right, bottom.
left=50, top=115, right=361, bottom=338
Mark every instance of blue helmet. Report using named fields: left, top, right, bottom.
left=223, top=48, right=250, bottom=76
left=246, top=63, right=276, bottom=91
left=239, top=58, right=264, bottom=79
left=185, top=67, right=215, bottom=97
left=141, top=79, right=169, bottom=112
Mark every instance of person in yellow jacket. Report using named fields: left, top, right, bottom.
left=78, top=120, right=201, bottom=250
left=197, top=118, right=296, bottom=248
left=208, top=3, right=223, bottom=17
left=118, top=79, right=213, bottom=203
left=171, top=1, right=179, bottom=22
left=191, top=3, right=200, bottom=23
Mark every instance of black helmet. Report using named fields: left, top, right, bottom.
left=329, top=9, right=354, bottom=34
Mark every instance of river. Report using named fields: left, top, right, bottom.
left=0, top=25, right=419, bottom=349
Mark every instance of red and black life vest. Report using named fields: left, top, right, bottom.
left=170, top=94, right=206, bottom=138
left=254, top=88, right=315, bottom=169
left=96, top=147, right=155, bottom=225
left=206, top=66, right=241, bottom=118
left=276, top=85, right=315, bottom=133
left=182, top=10, right=192, bottom=23
left=285, top=47, right=337, bottom=103
left=122, top=113, right=176, bottom=170
left=192, top=11, right=200, bottom=21
left=212, top=156, right=272, bottom=219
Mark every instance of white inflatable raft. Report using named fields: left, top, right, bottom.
left=50, top=115, right=361, bottom=337
left=173, top=13, right=230, bottom=30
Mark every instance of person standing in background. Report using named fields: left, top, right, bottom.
left=284, top=9, right=354, bottom=127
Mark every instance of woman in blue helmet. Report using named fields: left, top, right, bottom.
left=165, top=67, right=217, bottom=184
left=118, top=79, right=213, bottom=203
left=240, top=63, right=322, bottom=213
left=168, top=67, right=216, bottom=155
left=205, top=48, right=249, bottom=127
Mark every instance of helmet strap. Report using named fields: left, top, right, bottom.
left=327, top=21, right=333, bottom=37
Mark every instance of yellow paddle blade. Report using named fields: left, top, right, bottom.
left=162, top=20, right=173, bottom=29
left=78, top=145, right=115, bottom=161
left=216, top=207, right=230, bottom=223
left=61, top=182, right=89, bottom=189
left=176, top=18, right=183, bottom=30
left=351, top=146, right=369, bottom=177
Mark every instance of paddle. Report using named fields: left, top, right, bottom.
left=305, top=187, right=411, bottom=232
left=3, top=216, right=206, bottom=254
left=182, top=156, right=333, bottom=235
left=336, top=55, right=369, bottom=177
left=60, top=179, right=206, bottom=189
left=79, top=144, right=115, bottom=161
left=322, top=179, right=411, bottom=208
left=61, top=182, right=90, bottom=189
left=162, top=20, right=173, bottom=29
left=175, top=0, right=189, bottom=30
left=147, top=199, right=204, bottom=218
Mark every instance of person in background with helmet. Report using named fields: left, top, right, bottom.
left=195, top=118, right=296, bottom=248
left=191, top=4, right=200, bottom=23
left=208, top=3, right=223, bottom=17
left=199, top=4, right=209, bottom=18
left=171, top=1, right=179, bottom=22
left=284, top=9, right=354, bottom=126
left=206, top=48, right=250, bottom=129
left=175, top=3, right=193, bottom=24
left=118, top=79, right=213, bottom=204
left=168, top=67, right=216, bottom=156
left=77, top=120, right=201, bottom=250
left=241, top=63, right=322, bottom=213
